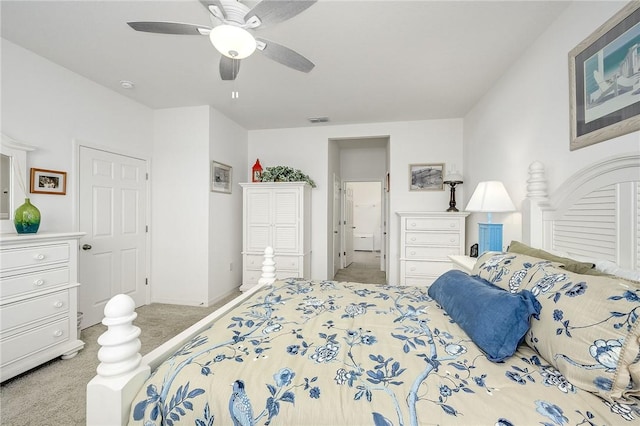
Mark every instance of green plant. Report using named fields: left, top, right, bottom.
left=260, top=166, right=316, bottom=188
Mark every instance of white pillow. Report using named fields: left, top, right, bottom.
left=595, top=260, right=640, bottom=282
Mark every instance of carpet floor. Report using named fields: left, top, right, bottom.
left=0, top=292, right=240, bottom=426
left=333, top=250, right=387, bottom=284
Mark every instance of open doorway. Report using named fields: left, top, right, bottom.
left=334, top=181, right=386, bottom=284
left=328, top=135, right=389, bottom=284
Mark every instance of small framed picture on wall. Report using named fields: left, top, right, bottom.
left=30, top=168, right=67, bottom=195
left=409, top=163, right=444, bottom=191
left=211, top=161, right=232, bottom=194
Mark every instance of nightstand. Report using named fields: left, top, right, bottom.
left=448, top=255, right=476, bottom=274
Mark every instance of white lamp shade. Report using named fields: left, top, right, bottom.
left=443, top=172, right=463, bottom=183
left=465, top=181, right=516, bottom=212
left=209, top=25, right=256, bottom=59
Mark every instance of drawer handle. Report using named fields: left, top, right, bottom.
left=53, top=330, right=63, bottom=337
left=450, top=238, right=455, bottom=242
left=54, top=301, right=64, bottom=308
left=449, top=223, right=455, bottom=228
left=410, top=267, right=416, bottom=271
left=410, top=237, right=416, bottom=242
left=410, top=223, right=416, bottom=227
left=34, top=254, right=46, bottom=260
left=410, top=251, right=416, bottom=255
left=34, top=279, right=45, bottom=286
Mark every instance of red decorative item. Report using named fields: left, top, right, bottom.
left=252, top=159, right=263, bottom=182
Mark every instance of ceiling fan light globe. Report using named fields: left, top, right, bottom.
left=209, top=24, right=256, bottom=59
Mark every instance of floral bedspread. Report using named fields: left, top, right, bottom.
left=129, top=279, right=640, bottom=425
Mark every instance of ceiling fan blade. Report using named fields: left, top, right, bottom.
left=245, top=0, right=316, bottom=28
left=220, top=56, right=241, bottom=80
left=127, top=21, right=211, bottom=35
left=256, top=38, right=314, bottom=73
left=199, top=0, right=226, bottom=20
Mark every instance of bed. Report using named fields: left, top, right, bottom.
left=86, top=153, right=640, bottom=425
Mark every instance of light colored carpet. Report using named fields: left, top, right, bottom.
left=333, top=251, right=387, bottom=284
left=0, top=291, right=241, bottom=426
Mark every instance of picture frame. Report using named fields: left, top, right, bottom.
left=569, top=1, right=640, bottom=150
left=409, top=163, right=444, bottom=191
left=211, top=161, right=232, bottom=194
left=30, top=168, right=66, bottom=195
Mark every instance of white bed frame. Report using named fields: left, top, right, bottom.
left=86, top=153, right=640, bottom=425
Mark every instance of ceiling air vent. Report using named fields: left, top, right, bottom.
left=308, top=116, right=329, bottom=124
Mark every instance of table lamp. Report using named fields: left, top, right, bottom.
left=465, top=181, right=515, bottom=254
left=443, top=172, right=463, bottom=212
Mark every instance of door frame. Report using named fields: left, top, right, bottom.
left=72, top=139, right=151, bottom=305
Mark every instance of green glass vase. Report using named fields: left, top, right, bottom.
left=14, top=198, right=41, bottom=234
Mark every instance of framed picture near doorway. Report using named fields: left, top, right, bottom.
left=211, top=161, right=232, bottom=193
left=409, top=163, right=444, bottom=191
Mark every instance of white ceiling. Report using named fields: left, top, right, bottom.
left=1, top=0, right=571, bottom=130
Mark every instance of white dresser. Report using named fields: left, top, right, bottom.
left=398, top=212, right=469, bottom=286
left=0, top=232, right=85, bottom=382
left=240, top=182, right=311, bottom=291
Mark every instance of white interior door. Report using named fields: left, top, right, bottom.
left=333, top=174, right=341, bottom=276
left=343, top=183, right=354, bottom=267
left=79, top=146, right=148, bottom=328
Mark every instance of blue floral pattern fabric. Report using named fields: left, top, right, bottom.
left=129, top=279, right=640, bottom=425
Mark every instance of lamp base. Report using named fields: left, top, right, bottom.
left=478, top=223, right=503, bottom=254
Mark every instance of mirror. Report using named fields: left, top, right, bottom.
left=0, top=134, right=35, bottom=233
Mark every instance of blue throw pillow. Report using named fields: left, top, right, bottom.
left=428, top=270, right=541, bottom=362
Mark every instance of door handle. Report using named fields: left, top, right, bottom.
left=82, top=244, right=92, bottom=251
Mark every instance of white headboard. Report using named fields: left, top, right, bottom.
left=523, top=152, right=639, bottom=271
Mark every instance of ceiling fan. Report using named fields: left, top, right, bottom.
left=128, top=0, right=316, bottom=81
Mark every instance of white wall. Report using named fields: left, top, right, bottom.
left=463, top=1, right=640, bottom=252
left=1, top=39, right=154, bottom=232
left=152, top=106, right=211, bottom=305
left=152, top=106, right=248, bottom=306
left=208, top=109, right=247, bottom=301
left=248, top=118, right=464, bottom=283
left=340, top=147, right=387, bottom=180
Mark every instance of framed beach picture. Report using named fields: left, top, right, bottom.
left=211, top=161, right=232, bottom=193
left=30, top=168, right=67, bottom=195
left=569, top=1, right=640, bottom=150
left=409, top=163, right=444, bottom=191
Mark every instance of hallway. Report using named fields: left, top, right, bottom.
left=333, top=251, right=386, bottom=284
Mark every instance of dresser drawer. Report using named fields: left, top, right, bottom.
left=1, top=290, right=70, bottom=331
left=1, top=317, right=69, bottom=366
left=1, top=243, right=70, bottom=271
left=243, top=269, right=301, bottom=286
left=405, top=218, right=461, bottom=231
left=404, top=276, right=437, bottom=287
left=245, top=254, right=300, bottom=271
left=1, top=267, right=70, bottom=299
left=405, top=246, right=461, bottom=260
left=405, top=232, right=460, bottom=246
left=404, top=260, right=452, bottom=276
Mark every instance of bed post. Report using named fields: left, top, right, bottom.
left=86, top=294, right=150, bottom=426
left=259, top=246, right=276, bottom=286
left=522, top=161, right=550, bottom=249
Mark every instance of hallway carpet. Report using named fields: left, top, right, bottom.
left=333, top=250, right=387, bottom=284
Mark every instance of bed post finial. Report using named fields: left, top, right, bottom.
left=523, top=161, right=549, bottom=248
left=259, top=246, right=276, bottom=286
left=95, top=294, right=142, bottom=378
left=526, top=161, right=548, bottom=199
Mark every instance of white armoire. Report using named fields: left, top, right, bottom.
left=240, top=182, right=311, bottom=291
